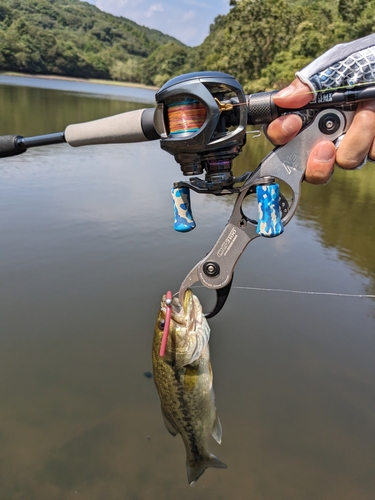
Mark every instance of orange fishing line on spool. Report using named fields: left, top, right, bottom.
left=168, top=100, right=207, bottom=136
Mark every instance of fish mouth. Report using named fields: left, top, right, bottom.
left=160, top=289, right=197, bottom=329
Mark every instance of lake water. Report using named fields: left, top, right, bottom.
left=0, top=76, right=374, bottom=500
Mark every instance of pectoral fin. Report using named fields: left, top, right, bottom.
left=161, top=407, right=178, bottom=436
left=211, top=413, right=222, bottom=444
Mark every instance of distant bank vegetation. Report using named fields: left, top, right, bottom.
left=0, top=0, right=374, bottom=91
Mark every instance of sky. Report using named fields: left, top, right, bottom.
left=82, top=0, right=231, bottom=46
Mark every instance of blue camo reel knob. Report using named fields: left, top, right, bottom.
left=256, top=183, right=284, bottom=237
left=171, top=186, right=196, bottom=232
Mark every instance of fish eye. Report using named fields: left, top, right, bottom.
left=159, top=320, right=165, bottom=330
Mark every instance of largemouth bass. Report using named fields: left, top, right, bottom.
left=152, top=289, right=227, bottom=485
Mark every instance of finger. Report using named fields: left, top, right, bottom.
left=336, top=101, right=375, bottom=169
left=368, top=136, right=375, bottom=160
left=305, top=141, right=336, bottom=184
left=273, top=78, right=313, bottom=109
left=266, top=78, right=312, bottom=146
left=266, top=113, right=302, bottom=145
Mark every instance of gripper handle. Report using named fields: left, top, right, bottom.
left=256, top=184, right=284, bottom=237
left=171, top=187, right=196, bottom=232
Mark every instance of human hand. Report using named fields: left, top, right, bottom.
left=266, top=78, right=375, bottom=184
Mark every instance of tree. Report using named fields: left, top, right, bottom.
left=338, top=0, right=367, bottom=24
left=110, top=58, right=141, bottom=82
left=199, top=0, right=298, bottom=86
left=142, top=42, right=191, bottom=87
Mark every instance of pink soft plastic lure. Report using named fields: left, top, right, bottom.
left=159, top=291, right=173, bottom=357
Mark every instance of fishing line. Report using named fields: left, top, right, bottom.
left=191, top=285, right=375, bottom=298
left=282, top=79, right=375, bottom=97
left=231, top=286, right=375, bottom=298
left=227, top=80, right=375, bottom=111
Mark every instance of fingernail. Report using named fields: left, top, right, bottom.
left=281, top=115, right=300, bottom=135
left=314, top=143, right=335, bottom=163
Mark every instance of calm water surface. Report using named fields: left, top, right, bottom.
left=0, top=74, right=156, bottom=103
left=0, top=77, right=374, bottom=500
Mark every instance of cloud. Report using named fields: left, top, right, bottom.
left=96, top=0, right=131, bottom=10
left=182, top=0, right=211, bottom=8
left=145, top=3, right=164, bottom=18
left=182, top=10, right=196, bottom=22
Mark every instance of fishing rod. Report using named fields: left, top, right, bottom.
left=1, top=76, right=375, bottom=158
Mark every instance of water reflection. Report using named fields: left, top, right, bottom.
left=299, top=166, right=375, bottom=295
left=0, top=80, right=374, bottom=499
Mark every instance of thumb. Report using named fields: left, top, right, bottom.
left=273, top=78, right=313, bottom=109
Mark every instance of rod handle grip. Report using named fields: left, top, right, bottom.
left=64, top=108, right=159, bottom=147
left=0, top=135, right=26, bottom=158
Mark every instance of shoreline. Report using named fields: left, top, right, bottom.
left=0, top=71, right=159, bottom=91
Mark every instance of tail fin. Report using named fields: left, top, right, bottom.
left=186, top=454, right=227, bottom=486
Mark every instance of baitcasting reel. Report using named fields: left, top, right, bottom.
left=153, top=71, right=281, bottom=233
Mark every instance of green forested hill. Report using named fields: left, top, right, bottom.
left=192, top=0, right=375, bottom=92
left=0, top=0, right=374, bottom=90
left=0, top=0, right=183, bottom=80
